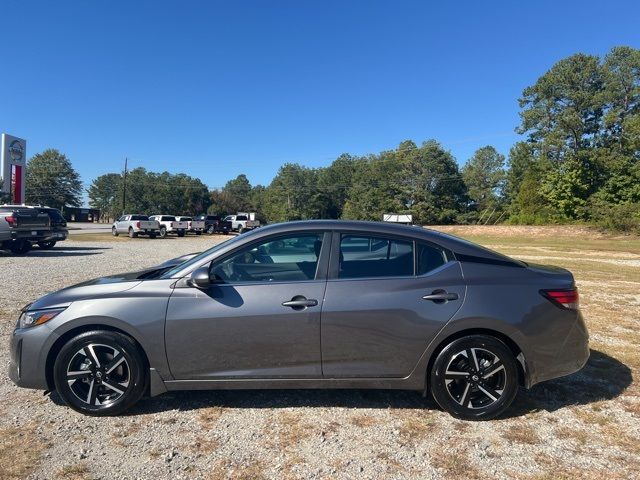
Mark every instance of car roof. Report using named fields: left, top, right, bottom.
left=251, top=220, right=522, bottom=266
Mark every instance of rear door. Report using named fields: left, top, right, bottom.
left=165, top=231, right=331, bottom=379
left=321, top=231, right=465, bottom=378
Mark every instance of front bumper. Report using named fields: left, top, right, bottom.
left=9, top=324, right=59, bottom=390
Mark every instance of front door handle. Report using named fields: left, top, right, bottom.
left=282, top=296, right=318, bottom=309
left=422, top=290, right=459, bottom=303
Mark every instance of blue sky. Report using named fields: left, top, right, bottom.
left=2, top=1, right=638, bottom=200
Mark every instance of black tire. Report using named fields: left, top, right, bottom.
left=149, top=233, right=157, bottom=239
left=195, top=231, right=202, bottom=236
left=159, top=227, right=167, bottom=238
left=53, top=330, right=147, bottom=416
left=10, top=240, right=31, bottom=255
left=430, top=335, right=519, bottom=421
left=38, top=241, right=57, bottom=249
left=206, top=225, right=214, bottom=235
left=239, top=227, right=247, bottom=234
left=112, top=227, right=119, bottom=237
left=223, top=230, right=229, bottom=235
left=177, top=230, right=186, bottom=237
left=128, top=228, right=137, bottom=239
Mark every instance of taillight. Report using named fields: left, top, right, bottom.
left=136, top=221, right=141, bottom=229
left=5, top=215, right=17, bottom=227
left=188, top=221, right=192, bottom=228
left=541, top=288, right=579, bottom=310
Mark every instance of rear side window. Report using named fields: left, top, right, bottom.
left=417, top=243, right=447, bottom=275
left=162, top=216, right=176, bottom=221
left=339, top=235, right=413, bottom=279
left=236, top=215, right=248, bottom=220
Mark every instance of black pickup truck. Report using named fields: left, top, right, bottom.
left=194, top=214, right=232, bottom=235
left=0, top=205, right=52, bottom=254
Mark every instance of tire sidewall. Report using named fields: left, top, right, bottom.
left=430, top=335, right=519, bottom=421
left=53, top=330, right=146, bottom=416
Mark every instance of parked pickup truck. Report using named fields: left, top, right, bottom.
left=175, top=216, right=205, bottom=235
left=149, top=215, right=188, bottom=238
left=224, top=212, right=261, bottom=233
left=0, top=205, right=52, bottom=254
left=37, top=207, right=68, bottom=249
left=112, top=215, right=160, bottom=238
left=194, top=214, right=231, bottom=235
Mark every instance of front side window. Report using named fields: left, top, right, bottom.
left=339, top=235, right=413, bottom=279
left=211, top=233, right=324, bottom=283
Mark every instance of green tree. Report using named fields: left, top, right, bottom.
left=462, top=146, right=506, bottom=214
left=25, top=149, right=83, bottom=209
left=518, top=53, right=604, bottom=156
left=88, top=173, right=121, bottom=221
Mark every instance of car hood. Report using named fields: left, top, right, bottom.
left=28, top=271, right=147, bottom=310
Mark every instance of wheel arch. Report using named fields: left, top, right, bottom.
left=425, top=327, right=528, bottom=391
left=45, top=323, right=150, bottom=392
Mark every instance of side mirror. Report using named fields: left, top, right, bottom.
left=189, top=266, right=211, bottom=289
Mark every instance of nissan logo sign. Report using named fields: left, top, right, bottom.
left=8, top=140, right=24, bottom=161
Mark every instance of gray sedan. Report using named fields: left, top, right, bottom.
left=9, top=220, right=589, bottom=420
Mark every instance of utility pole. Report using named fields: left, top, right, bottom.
left=122, top=157, right=128, bottom=214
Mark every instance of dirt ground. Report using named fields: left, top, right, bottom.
left=1, top=225, right=639, bottom=479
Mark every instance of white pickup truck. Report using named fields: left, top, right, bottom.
left=224, top=212, right=261, bottom=233
left=112, top=215, right=160, bottom=238
left=176, top=216, right=205, bottom=235
left=149, top=215, right=189, bottom=238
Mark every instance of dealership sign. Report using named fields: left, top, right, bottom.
left=1, top=133, right=27, bottom=204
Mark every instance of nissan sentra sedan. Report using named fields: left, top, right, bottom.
left=9, top=220, right=589, bottom=420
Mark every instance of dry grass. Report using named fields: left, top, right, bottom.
left=55, top=462, right=94, bottom=480
left=349, top=413, right=379, bottom=428
left=431, top=449, right=480, bottom=479
left=208, top=458, right=267, bottom=480
left=198, top=406, right=228, bottom=427
left=0, top=426, right=48, bottom=480
left=502, top=424, right=540, bottom=445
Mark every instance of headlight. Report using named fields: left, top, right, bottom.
left=18, top=307, right=66, bottom=329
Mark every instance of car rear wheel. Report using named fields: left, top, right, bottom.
left=53, top=330, right=146, bottom=416
left=159, top=227, right=167, bottom=238
left=128, top=228, right=137, bottom=238
left=112, top=227, right=119, bottom=237
left=207, top=225, right=214, bottom=235
left=430, top=335, right=519, bottom=421
left=10, top=240, right=31, bottom=255
left=38, top=241, right=57, bottom=249
left=177, top=230, right=185, bottom=237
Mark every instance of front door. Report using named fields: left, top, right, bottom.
left=321, top=232, right=465, bottom=378
left=165, top=231, right=330, bottom=379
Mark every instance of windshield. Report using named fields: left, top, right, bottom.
left=159, top=235, right=245, bottom=278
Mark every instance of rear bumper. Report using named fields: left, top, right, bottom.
left=10, top=229, right=53, bottom=242
left=528, top=311, right=590, bottom=387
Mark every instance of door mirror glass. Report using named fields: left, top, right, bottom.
left=190, top=266, right=211, bottom=288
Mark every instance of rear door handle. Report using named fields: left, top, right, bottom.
left=282, top=297, right=318, bottom=309
left=422, top=290, right=459, bottom=302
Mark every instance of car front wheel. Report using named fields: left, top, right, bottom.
left=430, top=335, right=519, bottom=421
left=53, top=330, right=147, bottom=416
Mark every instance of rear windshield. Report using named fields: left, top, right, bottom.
left=163, top=216, right=176, bottom=221
left=180, top=217, right=192, bottom=221
left=131, top=215, right=149, bottom=221
left=236, top=215, right=248, bottom=220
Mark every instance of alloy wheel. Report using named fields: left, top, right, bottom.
left=443, top=347, right=506, bottom=409
left=66, top=343, right=130, bottom=406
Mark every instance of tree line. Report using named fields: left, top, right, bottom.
left=22, top=46, right=639, bottom=231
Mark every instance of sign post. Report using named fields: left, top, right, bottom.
left=1, top=134, right=27, bottom=204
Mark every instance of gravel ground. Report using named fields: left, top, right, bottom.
left=1, top=231, right=639, bottom=480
